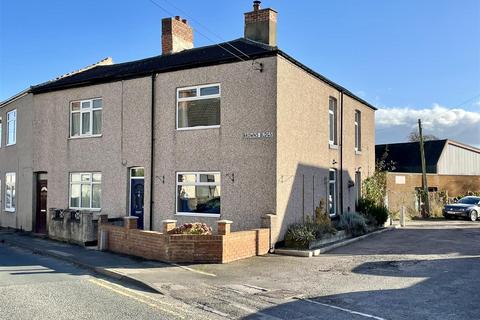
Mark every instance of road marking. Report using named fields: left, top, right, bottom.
left=300, top=298, right=386, bottom=320
left=46, top=250, right=73, bottom=257
left=171, top=263, right=217, bottom=277
left=88, top=278, right=185, bottom=319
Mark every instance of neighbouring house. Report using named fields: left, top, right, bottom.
left=0, top=2, right=375, bottom=245
left=376, top=139, right=480, bottom=216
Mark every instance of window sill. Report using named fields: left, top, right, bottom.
left=5, top=208, right=15, bottom=213
left=329, top=144, right=339, bottom=150
left=176, top=212, right=220, bottom=218
left=355, top=150, right=362, bottom=155
left=68, top=134, right=103, bottom=140
left=5, top=143, right=16, bottom=147
left=176, top=125, right=220, bottom=131
left=69, top=208, right=102, bottom=212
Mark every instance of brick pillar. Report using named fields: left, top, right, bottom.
left=124, top=216, right=138, bottom=230
left=162, top=220, right=177, bottom=233
left=217, top=220, right=233, bottom=235
left=262, top=213, right=277, bottom=252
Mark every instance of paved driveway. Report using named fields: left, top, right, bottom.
left=137, top=220, right=480, bottom=319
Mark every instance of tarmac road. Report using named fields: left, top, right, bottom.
left=0, top=244, right=221, bottom=320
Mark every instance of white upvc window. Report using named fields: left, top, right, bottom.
left=70, top=98, right=102, bottom=138
left=328, top=97, right=338, bottom=146
left=176, top=84, right=221, bottom=130
left=176, top=172, right=221, bottom=217
left=328, top=169, right=337, bottom=216
left=5, top=172, right=16, bottom=212
left=6, top=110, right=16, bottom=146
left=69, top=172, right=102, bottom=210
left=355, top=110, right=362, bottom=152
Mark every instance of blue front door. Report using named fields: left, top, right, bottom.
left=130, top=178, right=144, bottom=229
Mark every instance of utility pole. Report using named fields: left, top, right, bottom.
left=418, top=119, right=430, bottom=217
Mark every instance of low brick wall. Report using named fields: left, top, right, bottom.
left=98, top=216, right=270, bottom=264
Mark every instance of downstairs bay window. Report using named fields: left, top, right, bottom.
left=176, top=172, right=221, bottom=216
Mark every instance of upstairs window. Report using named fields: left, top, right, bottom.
left=70, top=98, right=102, bottom=137
left=5, top=172, right=16, bottom=212
left=6, top=110, right=16, bottom=146
left=355, top=110, right=362, bottom=151
left=328, top=97, right=338, bottom=146
left=177, top=84, right=221, bottom=130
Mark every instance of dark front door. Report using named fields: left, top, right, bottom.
left=130, top=178, right=144, bottom=229
left=35, top=180, right=48, bottom=234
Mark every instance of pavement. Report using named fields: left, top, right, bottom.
left=1, top=220, right=480, bottom=319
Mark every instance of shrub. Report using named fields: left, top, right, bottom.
left=285, top=223, right=316, bottom=249
left=168, top=223, right=212, bottom=235
left=356, top=197, right=389, bottom=226
left=338, top=212, right=368, bottom=237
left=314, top=201, right=337, bottom=237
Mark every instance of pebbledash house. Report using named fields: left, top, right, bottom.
left=0, top=2, right=375, bottom=245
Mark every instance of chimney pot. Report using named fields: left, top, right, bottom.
left=175, top=16, right=180, bottom=20
left=253, top=0, right=261, bottom=11
left=182, top=18, right=187, bottom=24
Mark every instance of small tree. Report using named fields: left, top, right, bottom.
left=408, top=129, right=438, bottom=142
left=362, top=148, right=395, bottom=207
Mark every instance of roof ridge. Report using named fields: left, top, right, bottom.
left=33, top=57, right=113, bottom=88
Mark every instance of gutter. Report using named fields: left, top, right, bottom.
left=0, top=88, right=30, bottom=107
left=149, top=74, right=156, bottom=231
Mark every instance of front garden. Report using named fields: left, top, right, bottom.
left=284, top=198, right=389, bottom=249
left=285, top=157, right=391, bottom=250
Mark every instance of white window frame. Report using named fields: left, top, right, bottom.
left=355, top=110, right=362, bottom=152
left=328, top=97, right=337, bottom=146
left=70, top=98, right=102, bottom=138
left=328, top=169, right=337, bottom=216
left=176, top=171, right=221, bottom=217
left=176, top=83, right=221, bottom=131
left=5, top=172, right=16, bottom=212
left=69, top=172, right=102, bottom=210
left=6, top=109, right=16, bottom=146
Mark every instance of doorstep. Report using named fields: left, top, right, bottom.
left=274, top=227, right=393, bottom=258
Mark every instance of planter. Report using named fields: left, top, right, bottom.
left=285, top=230, right=348, bottom=250
left=307, top=230, right=347, bottom=249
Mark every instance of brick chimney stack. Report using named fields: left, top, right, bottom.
left=161, top=16, right=194, bottom=55
left=244, top=1, right=277, bottom=47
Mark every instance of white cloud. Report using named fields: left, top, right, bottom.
left=376, top=104, right=480, bottom=147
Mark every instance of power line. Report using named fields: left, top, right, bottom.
left=146, top=0, right=248, bottom=63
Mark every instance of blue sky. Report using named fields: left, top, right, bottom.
left=1, top=0, right=479, bottom=145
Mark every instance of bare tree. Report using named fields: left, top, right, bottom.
left=408, top=129, right=438, bottom=142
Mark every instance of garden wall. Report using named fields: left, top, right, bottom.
left=98, top=216, right=270, bottom=264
